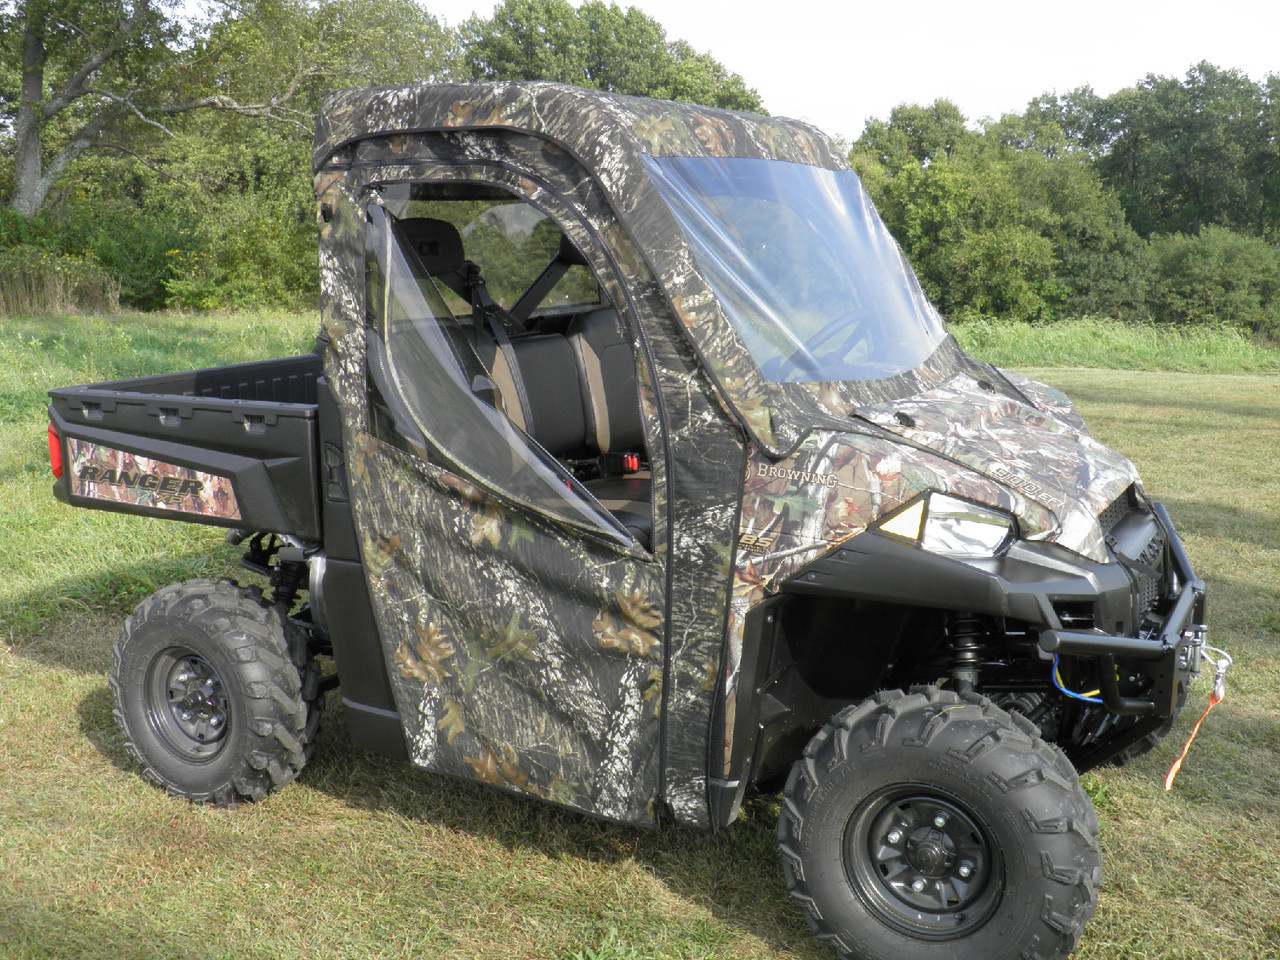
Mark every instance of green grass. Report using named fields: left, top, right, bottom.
left=954, top=316, right=1280, bottom=373
left=2, top=312, right=1279, bottom=959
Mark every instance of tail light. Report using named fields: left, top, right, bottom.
left=48, top=424, right=63, bottom=478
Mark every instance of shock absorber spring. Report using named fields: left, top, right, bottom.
left=949, top=613, right=987, bottom=694
left=271, top=560, right=307, bottom=610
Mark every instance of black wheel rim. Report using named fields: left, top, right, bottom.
left=842, top=786, right=1003, bottom=940
left=145, top=645, right=231, bottom=762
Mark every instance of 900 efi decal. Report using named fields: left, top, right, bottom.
left=67, top=439, right=241, bottom=521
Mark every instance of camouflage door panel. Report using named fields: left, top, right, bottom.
left=316, top=129, right=745, bottom=830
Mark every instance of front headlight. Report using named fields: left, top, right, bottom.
left=877, top=493, right=1016, bottom=558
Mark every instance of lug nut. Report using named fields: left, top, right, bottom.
left=179, top=710, right=193, bottom=721
left=911, top=879, right=927, bottom=893
left=210, top=715, right=222, bottom=727
left=933, top=814, right=947, bottom=828
left=958, top=863, right=973, bottom=879
left=177, top=672, right=191, bottom=683
left=887, top=829, right=903, bottom=844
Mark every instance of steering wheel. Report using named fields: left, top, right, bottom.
left=762, top=310, right=866, bottom=381
left=804, top=310, right=861, bottom=355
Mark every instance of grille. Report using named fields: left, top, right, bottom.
left=1097, top=487, right=1134, bottom=537
left=1098, top=486, right=1167, bottom=621
left=1136, top=525, right=1166, bottom=617
left=1137, top=527, right=1166, bottom=567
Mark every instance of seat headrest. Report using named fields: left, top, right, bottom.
left=395, top=217, right=465, bottom=277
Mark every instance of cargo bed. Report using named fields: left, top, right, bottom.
left=49, top=354, right=324, bottom=540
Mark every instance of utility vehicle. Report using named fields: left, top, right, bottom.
left=49, top=83, right=1218, bottom=960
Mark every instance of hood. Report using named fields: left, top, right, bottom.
left=852, top=369, right=1139, bottom=561
left=733, top=367, right=1135, bottom=605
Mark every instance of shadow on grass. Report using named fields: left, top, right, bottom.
left=77, top=684, right=132, bottom=774
left=1156, top=495, right=1280, bottom=554
left=73, top=676, right=820, bottom=958
left=3, top=547, right=251, bottom=677
left=301, top=712, right=822, bottom=958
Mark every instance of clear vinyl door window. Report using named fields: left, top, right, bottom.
left=364, top=201, right=630, bottom=544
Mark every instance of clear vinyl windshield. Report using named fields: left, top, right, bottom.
left=643, top=156, right=947, bottom=384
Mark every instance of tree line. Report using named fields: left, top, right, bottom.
left=854, top=63, right=1280, bottom=337
left=1, top=0, right=1276, bottom=338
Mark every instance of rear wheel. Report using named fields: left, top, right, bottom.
left=778, top=687, right=1100, bottom=960
left=109, top=578, right=321, bottom=804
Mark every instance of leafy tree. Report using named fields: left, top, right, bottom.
left=1, top=0, right=180, bottom=217
left=0, top=0, right=455, bottom=219
left=1149, top=226, right=1280, bottom=336
left=1012, top=86, right=1106, bottom=158
left=145, top=0, right=456, bottom=306
left=1092, top=62, right=1271, bottom=237
left=852, top=101, right=1145, bottom=323
left=1259, top=74, right=1280, bottom=242
left=856, top=100, right=973, bottom=166
left=459, top=0, right=763, bottom=112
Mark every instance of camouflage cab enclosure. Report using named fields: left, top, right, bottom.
left=310, top=80, right=1208, bottom=825
left=305, top=84, right=1215, bottom=960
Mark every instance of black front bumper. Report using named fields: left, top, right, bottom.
left=786, top=501, right=1206, bottom=730
left=1038, top=503, right=1205, bottom=719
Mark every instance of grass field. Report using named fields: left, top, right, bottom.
left=1, top=312, right=1278, bottom=959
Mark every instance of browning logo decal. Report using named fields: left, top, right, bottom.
left=67, top=439, right=241, bottom=520
left=753, top=462, right=838, bottom=488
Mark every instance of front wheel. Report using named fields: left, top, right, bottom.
left=778, top=687, right=1100, bottom=960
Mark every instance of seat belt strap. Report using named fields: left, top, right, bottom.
left=468, top=271, right=535, bottom=436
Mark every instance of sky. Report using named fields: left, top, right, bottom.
left=429, top=0, right=1279, bottom=144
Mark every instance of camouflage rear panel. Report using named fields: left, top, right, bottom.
left=67, top=439, right=241, bottom=520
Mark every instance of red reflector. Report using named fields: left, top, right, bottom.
left=48, top=424, right=63, bottom=479
left=623, top=453, right=640, bottom=472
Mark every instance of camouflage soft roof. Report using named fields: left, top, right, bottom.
left=313, top=81, right=843, bottom=173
